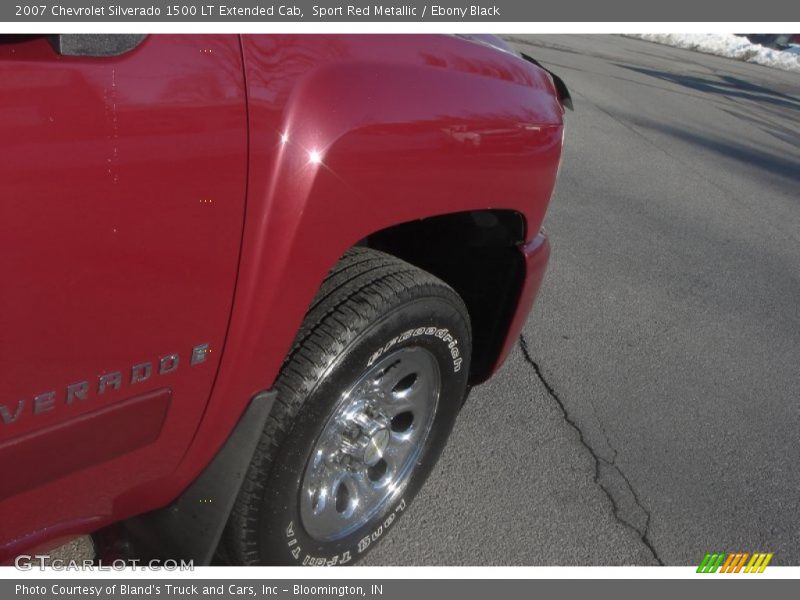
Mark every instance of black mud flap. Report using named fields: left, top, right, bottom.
left=521, top=53, right=574, bottom=111
left=122, top=390, right=276, bottom=566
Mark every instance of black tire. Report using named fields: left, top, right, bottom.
left=222, top=247, right=472, bottom=565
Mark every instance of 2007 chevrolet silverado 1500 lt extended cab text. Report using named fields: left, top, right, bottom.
left=0, top=33, right=568, bottom=565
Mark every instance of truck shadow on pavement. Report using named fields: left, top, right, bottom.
left=616, top=64, right=800, bottom=113
left=630, top=119, right=800, bottom=185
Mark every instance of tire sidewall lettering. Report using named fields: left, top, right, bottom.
left=284, top=497, right=408, bottom=565
left=367, top=325, right=463, bottom=373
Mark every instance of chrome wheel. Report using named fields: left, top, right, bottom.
left=299, top=346, right=441, bottom=542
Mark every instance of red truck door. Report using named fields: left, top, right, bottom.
left=0, top=35, right=247, bottom=553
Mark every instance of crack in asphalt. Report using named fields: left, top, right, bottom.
left=518, top=334, right=664, bottom=565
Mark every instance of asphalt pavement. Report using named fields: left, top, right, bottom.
left=364, top=35, right=800, bottom=566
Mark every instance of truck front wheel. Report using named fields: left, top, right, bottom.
left=222, top=247, right=472, bottom=565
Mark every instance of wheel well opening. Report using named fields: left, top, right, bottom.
left=362, top=210, right=526, bottom=384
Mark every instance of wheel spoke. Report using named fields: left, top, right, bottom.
left=372, top=359, right=420, bottom=400
left=317, top=494, right=353, bottom=533
left=378, top=394, right=416, bottom=417
left=350, top=471, right=383, bottom=509
left=304, top=463, right=339, bottom=514
left=374, top=361, right=434, bottom=419
left=381, top=432, right=416, bottom=476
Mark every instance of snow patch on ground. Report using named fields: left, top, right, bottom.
left=628, top=34, right=800, bottom=73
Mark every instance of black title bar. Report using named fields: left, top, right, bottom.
left=4, top=0, right=798, bottom=22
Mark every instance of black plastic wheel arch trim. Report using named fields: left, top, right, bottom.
left=521, top=52, right=574, bottom=111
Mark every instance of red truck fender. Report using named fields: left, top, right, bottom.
left=127, top=35, right=563, bottom=562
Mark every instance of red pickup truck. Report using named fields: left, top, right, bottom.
left=0, top=34, right=566, bottom=566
